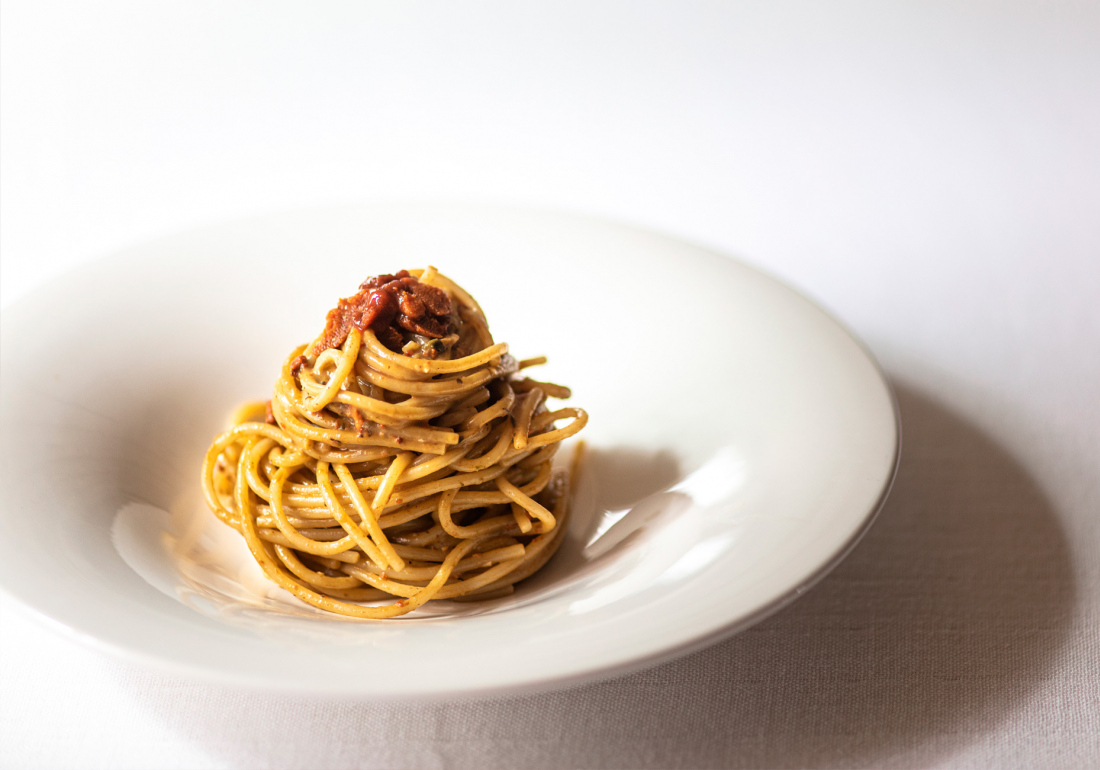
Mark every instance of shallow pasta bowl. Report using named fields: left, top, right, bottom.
left=0, top=203, right=898, bottom=698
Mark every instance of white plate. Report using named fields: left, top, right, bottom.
left=0, top=204, right=898, bottom=698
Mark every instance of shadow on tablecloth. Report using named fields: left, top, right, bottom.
left=124, top=381, right=1076, bottom=769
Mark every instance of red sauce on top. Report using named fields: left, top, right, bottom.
left=311, top=270, right=452, bottom=355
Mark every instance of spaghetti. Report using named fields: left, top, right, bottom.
left=201, top=267, right=587, bottom=619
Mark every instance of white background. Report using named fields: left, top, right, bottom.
left=2, top=2, right=1098, bottom=768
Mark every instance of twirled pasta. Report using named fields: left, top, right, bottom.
left=201, top=267, right=587, bottom=618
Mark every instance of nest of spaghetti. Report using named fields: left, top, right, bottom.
left=201, top=267, right=587, bottom=619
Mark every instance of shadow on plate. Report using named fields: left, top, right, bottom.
left=115, top=382, right=1075, bottom=769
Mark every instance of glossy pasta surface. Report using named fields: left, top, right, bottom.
left=201, top=268, right=586, bottom=619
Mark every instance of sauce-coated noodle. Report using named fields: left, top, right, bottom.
left=201, top=268, right=587, bottom=618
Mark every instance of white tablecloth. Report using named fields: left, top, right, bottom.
left=2, top=2, right=1097, bottom=768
